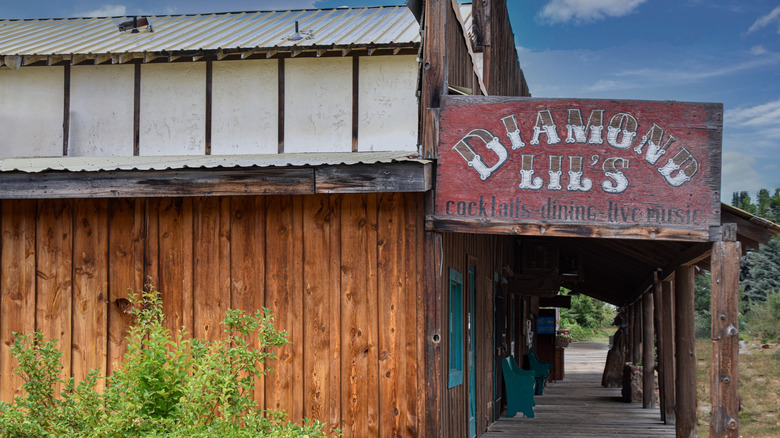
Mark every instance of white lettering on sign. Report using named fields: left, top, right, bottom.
left=451, top=108, right=698, bottom=191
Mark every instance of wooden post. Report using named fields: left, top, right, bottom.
left=627, top=304, right=635, bottom=364
left=420, top=0, right=447, bottom=433
left=633, top=302, right=642, bottom=365
left=420, top=0, right=447, bottom=160
left=662, top=279, right=676, bottom=425
left=675, top=266, right=696, bottom=438
left=710, top=226, right=741, bottom=437
left=653, top=276, right=666, bottom=420
left=643, top=288, right=655, bottom=409
left=424, top=231, right=443, bottom=438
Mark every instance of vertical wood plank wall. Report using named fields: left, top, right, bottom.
left=441, top=232, right=516, bottom=438
left=0, top=193, right=424, bottom=438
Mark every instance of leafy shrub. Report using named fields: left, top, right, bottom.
left=0, top=283, right=334, bottom=438
left=746, top=289, right=780, bottom=342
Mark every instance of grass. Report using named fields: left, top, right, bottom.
left=695, top=338, right=780, bottom=437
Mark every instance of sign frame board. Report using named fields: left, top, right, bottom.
left=432, top=96, right=723, bottom=242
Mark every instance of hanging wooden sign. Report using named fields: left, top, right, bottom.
left=432, top=96, right=723, bottom=241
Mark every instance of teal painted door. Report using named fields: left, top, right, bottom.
left=468, top=265, right=476, bottom=438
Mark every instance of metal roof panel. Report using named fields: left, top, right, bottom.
left=0, top=6, right=420, bottom=58
left=0, top=152, right=428, bottom=173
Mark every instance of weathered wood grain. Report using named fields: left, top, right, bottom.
left=157, top=198, right=193, bottom=337
left=314, top=163, right=432, bottom=194
left=642, top=288, right=655, bottom=409
left=377, top=192, right=406, bottom=437
left=0, top=200, right=37, bottom=402
left=302, top=194, right=341, bottom=431
left=72, top=198, right=108, bottom=391
left=674, top=266, right=696, bottom=438
left=35, top=199, right=73, bottom=394
left=107, top=198, right=144, bottom=373
left=341, top=194, right=380, bottom=437
left=264, top=196, right=305, bottom=422
left=192, top=197, right=230, bottom=341
left=710, top=240, right=741, bottom=437
left=423, top=229, right=442, bottom=438
left=661, top=279, right=677, bottom=425
left=229, top=196, right=266, bottom=407
left=406, top=193, right=423, bottom=437
left=427, top=216, right=712, bottom=242
left=0, top=168, right=315, bottom=199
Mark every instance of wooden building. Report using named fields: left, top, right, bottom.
left=0, top=2, right=776, bottom=437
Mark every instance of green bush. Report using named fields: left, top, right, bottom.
left=0, top=284, right=334, bottom=438
left=746, top=289, right=780, bottom=342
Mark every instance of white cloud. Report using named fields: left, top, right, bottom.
left=748, top=5, right=780, bottom=33
left=751, top=45, right=768, bottom=55
left=726, top=98, right=780, bottom=138
left=720, top=151, right=765, bottom=202
left=537, top=0, right=647, bottom=25
left=78, top=4, right=127, bottom=17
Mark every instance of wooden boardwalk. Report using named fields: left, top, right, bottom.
left=483, top=342, right=674, bottom=437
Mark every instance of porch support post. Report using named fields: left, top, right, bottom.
left=653, top=275, right=666, bottom=420
left=424, top=231, right=443, bottom=438
left=675, top=266, right=696, bottom=437
left=661, top=278, right=676, bottom=425
left=643, top=287, right=655, bottom=408
left=633, top=302, right=642, bottom=365
left=626, top=304, right=637, bottom=364
left=710, top=224, right=740, bottom=437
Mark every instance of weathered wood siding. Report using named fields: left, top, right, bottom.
left=0, top=193, right=424, bottom=438
left=473, top=0, right=530, bottom=97
left=441, top=232, right=516, bottom=438
left=447, top=2, right=478, bottom=95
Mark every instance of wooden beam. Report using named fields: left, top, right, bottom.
left=314, top=162, right=432, bottom=194
left=661, top=278, right=676, bottom=425
left=642, top=288, right=655, bottom=409
left=674, top=266, right=696, bottom=438
left=0, top=168, right=315, bottom=198
left=659, top=241, right=712, bottom=282
left=426, top=216, right=712, bottom=242
left=630, top=303, right=641, bottom=365
left=538, top=295, right=572, bottom=308
left=278, top=58, right=285, bottom=154
left=133, top=63, right=141, bottom=156
left=205, top=60, right=212, bottom=155
left=420, top=0, right=447, bottom=159
left=710, top=240, right=741, bottom=437
left=652, top=274, right=667, bottom=421
left=424, top=231, right=443, bottom=438
left=62, top=64, right=70, bottom=156
left=721, top=209, right=770, bottom=246
left=0, top=162, right=432, bottom=199
left=352, top=55, right=359, bottom=152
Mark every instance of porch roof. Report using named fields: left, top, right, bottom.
left=529, top=206, right=779, bottom=306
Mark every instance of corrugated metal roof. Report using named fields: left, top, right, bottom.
left=0, top=5, right=419, bottom=61
left=0, top=151, right=428, bottom=173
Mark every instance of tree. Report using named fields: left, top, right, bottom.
left=731, top=189, right=780, bottom=307
left=744, top=237, right=780, bottom=303
left=731, top=191, right=756, bottom=214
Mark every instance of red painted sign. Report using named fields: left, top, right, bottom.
left=435, top=97, right=722, bottom=233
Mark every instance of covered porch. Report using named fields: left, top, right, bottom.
left=484, top=342, right=675, bottom=437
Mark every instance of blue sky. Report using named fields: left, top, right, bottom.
left=3, top=0, right=780, bottom=202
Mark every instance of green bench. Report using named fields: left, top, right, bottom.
left=501, top=356, right=536, bottom=418
left=526, top=351, right=552, bottom=395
